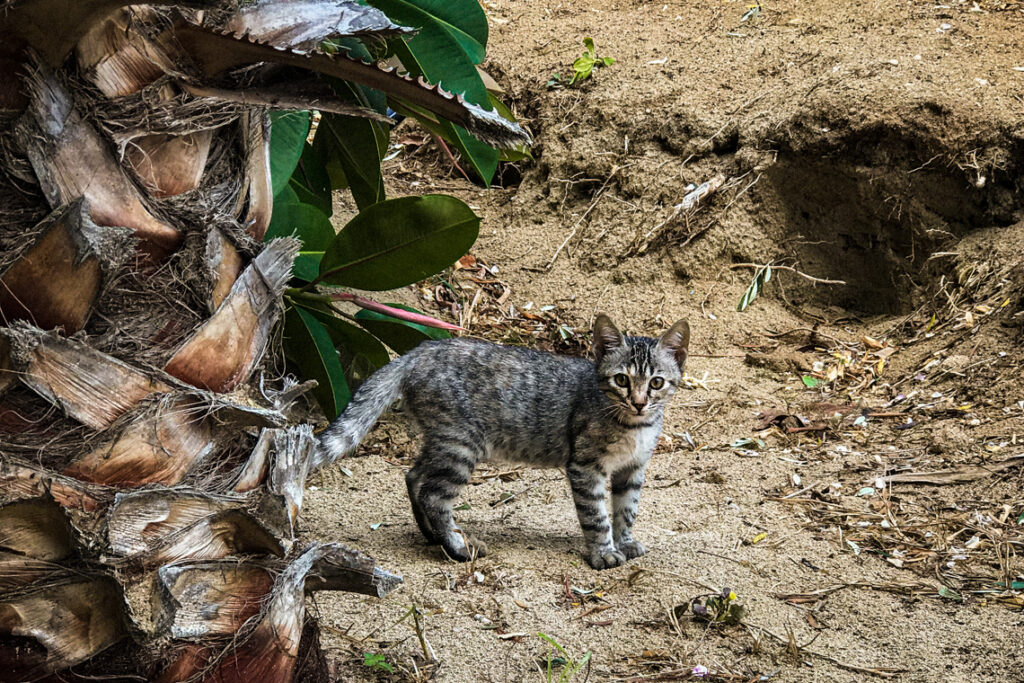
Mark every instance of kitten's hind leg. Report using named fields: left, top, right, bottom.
left=405, top=465, right=442, bottom=544
left=412, top=441, right=487, bottom=561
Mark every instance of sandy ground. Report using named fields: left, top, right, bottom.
left=307, top=1, right=1024, bottom=681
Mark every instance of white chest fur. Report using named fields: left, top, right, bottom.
left=601, top=425, right=659, bottom=475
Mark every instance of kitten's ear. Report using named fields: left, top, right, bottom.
left=658, top=319, right=691, bottom=370
left=592, top=314, right=625, bottom=363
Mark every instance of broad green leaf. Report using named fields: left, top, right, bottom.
left=294, top=251, right=323, bottom=281
left=291, top=142, right=333, bottom=216
left=801, top=375, right=821, bottom=389
left=284, top=306, right=350, bottom=418
left=296, top=304, right=391, bottom=386
left=266, top=184, right=334, bottom=250
left=389, top=27, right=499, bottom=183
left=269, top=111, right=311, bottom=197
left=367, top=0, right=487, bottom=64
left=317, top=110, right=387, bottom=210
left=355, top=304, right=449, bottom=354
left=319, top=194, right=479, bottom=290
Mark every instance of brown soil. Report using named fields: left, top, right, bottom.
left=308, top=1, right=1024, bottom=681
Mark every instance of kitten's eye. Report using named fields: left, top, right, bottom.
left=650, top=377, right=665, bottom=390
left=613, top=373, right=630, bottom=388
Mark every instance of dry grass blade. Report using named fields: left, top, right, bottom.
left=746, top=622, right=906, bottom=678
left=183, top=81, right=394, bottom=120
left=882, top=454, right=1024, bottom=485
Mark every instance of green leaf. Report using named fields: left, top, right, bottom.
left=571, top=56, right=596, bottom=84
left=267, top=184, right=335, bottom=250
left=801, top=375, right=821, bottom=389
left=388, top=25, right=499, bottom=183
left=319, top=194, right=479, bottom=290
left=583, top=37, right=595, bottom=55
left=283, top=306, right=350, bottom=418
left=269, top=111, right=311, bottom=197
left=291, top=143, right=333, bottom=216
left=737, top=266, right=771, bottom=312
left=938, top=586, right=964, bottom=602
left=354, top=304, right=449, bottom=354
left=316, top=98, right=387, bottom=210
left=297, top=304, right=391, bottom=386
left=367, top=0, right=488, bottom=64
left=294, top=252, right=323, bottom=281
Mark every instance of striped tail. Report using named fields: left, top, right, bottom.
left=313, top=354, right=412, bottom=468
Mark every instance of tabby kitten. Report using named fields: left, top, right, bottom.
left=316, top=314, right=690, bottom=569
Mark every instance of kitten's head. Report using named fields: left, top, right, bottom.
left=592, top=314, right=690, bottom=427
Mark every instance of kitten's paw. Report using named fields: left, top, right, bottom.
left=617, top=540, right=647, bottom=559
left=442, top=534, right=488, bottom=562
left=587, top=546, right=627, bottom=570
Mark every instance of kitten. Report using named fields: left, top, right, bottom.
left=316, top=314, right=690, bottom=570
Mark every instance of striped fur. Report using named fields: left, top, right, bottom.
left=317, top=314, right=690, bottom=569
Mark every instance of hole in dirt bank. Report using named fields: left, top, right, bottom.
left=754, top=124, right=1020, bottom=316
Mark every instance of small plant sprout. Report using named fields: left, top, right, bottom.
left=737, top=264, right=772, bottom=312
left=537, top=633, right=592, bottom=682
left=363, top=652, right=394, bottom=673
left=548, top=37, right=616, bottom=88
left=687, top=587, right=745, bottom=625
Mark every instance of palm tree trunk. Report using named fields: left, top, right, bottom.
left=0, top=2, right=528, bottom=677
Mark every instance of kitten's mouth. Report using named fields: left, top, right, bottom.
left=615, top=405, right=655, bottom=426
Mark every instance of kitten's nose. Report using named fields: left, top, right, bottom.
left=630, top=397, right=647, bottom=413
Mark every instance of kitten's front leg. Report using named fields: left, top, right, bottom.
left=567, top=462, right=625, bottom=569
left=611, top=463, right=647, bottom=559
